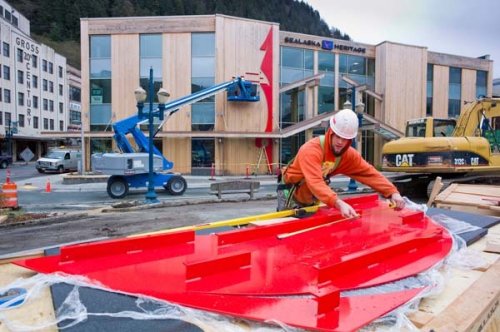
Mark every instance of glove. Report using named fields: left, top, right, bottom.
left=334, top=199, right=358, bottom=218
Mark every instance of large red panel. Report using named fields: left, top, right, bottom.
left=15, top=195, right=452, bottom=331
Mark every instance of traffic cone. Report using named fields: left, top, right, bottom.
left=6, top=170, right=10, bottom=183
left=45, top=178, right=51, bottom=193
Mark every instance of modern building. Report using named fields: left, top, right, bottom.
left=0, top=0, right=80, bottom=162
left=78, top=14, right=493, bottom=175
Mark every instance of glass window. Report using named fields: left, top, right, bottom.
left=192, top=139, right=214, bottom=168
left=43, top=79, right=48, bottom=91
left=43, top=118, right=48, bottom=130
left=19, top=114, right=24, bottom=127
left=33, top=96, right=39, bottom=108
left=281, top=47, right=303, bottom=69
left=43, top=98, right=48, bottom=110
left=4, top=89, right=10, bottom=103
left=12, top=15, right=18, bottom=27
left=191, top=103, right=215, bottom=124
left=191, top=57, right=215, bottom=78
left=17, top=70, right=24, bottom=84
left=49, top=100, right=54, bottom=111
left=192, top=33, right=215, bottom=57
left=59, top=84, right=63, bottom=96
left=5, top=113, right=11, bottom=127
left=427, top=64, right=434, bottom=116
left=140, top=34, right=162, bottom=57
left=32, top=75, right=38, bottom=88
left=32, top=55, right=37, bottom=68
left=476, top=70, right=487, bottom=98
left=90, top=59, right=111, bottom=78
left=139, top=58, right=163, bottom=78
left=42, top=60, right=47, bottom=71
left=367, top=58, right=375, bottom=76
left=90, top=35, right=111, bottom=58
left=449, top=67, right=461, bottom=84
left=139, top=34, right=163, bottom=103
left=318, top=51, right=334, bottom=72
left=49, top=81, right=54, bottom=93
left=50, top=119, right=54, bottom=130
left=60, top=120, right=64, bottom=131
left=90, top=80, right=112, bottom=104
left=33, top=116, right=38, bottom=129
left=17, top=48, right=23, bottom=62
left=18, top=92, right=24, bottom=106
left=3, top=65, right=10, bottom=80
left=448, top=67, right=462, bottom=118
left=59, top=102, right=64, bottom=113
left=70, top=86, right=81, bottom=102
left=348, top=56, right=365, bottom=75
left=2, top=42, right=9, bottom=57
left=58, top=66, right=63, bottom=78
left=90, top=138, right=112, bottom=154
left=191, top=33, right=215, bottom=131
left=90, top=35, right=112, bottom=131
left=427, top=64, right=434, bottom=81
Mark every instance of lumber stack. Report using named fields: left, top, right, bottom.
left=435, top=184, right=500, bottom=216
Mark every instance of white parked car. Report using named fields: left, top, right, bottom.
left=36, top=150, right=81, bottom=173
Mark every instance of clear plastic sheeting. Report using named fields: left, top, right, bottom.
left=0, top=273, right=293, bottom=332
left=0, top=199, right=490, bottom=332
left=402, top=196, right=428, bottom=213
left=430, top=213, right=482, bottom=235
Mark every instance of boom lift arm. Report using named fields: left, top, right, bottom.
left=111, top=77, right=259, bottom=170
left=93, top=76, right=259, bottom=199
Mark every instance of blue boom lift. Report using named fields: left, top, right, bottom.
left=92, top=77, right=259, bottom=199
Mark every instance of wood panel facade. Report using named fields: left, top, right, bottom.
left=432, top=65, right=450, bottom=119
left=375, top=42, right=427, bottom=132
left=80, top=14, right=494, bottom=174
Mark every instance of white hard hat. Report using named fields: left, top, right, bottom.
left=329, top=109, right=359, bottom=139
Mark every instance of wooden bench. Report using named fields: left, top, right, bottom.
left=209, top=180, right=260, bottom=199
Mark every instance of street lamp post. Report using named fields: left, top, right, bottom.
left=346, top=89, right=365, bottom=192
left=135, top=68, right=170, bottom=204
left=145, top=68, right=158, bottom=203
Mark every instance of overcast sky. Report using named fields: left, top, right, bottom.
left=305, top=0, right=500, bottom=78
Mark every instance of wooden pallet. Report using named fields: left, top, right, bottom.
left=410, top=223, right=500, bottom=331
left=435, top=184, right=500, bottom=216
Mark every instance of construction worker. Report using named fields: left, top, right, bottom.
left=277, top=108, right=405, bottom=217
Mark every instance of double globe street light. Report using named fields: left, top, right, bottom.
left=134, top=68, right=170, bottom=203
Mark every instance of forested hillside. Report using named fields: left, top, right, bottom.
left=10, top=0, right=350, bottom=67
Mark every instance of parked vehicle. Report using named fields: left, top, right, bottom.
left=0, top=155, right=12, bottom=169
left=93, top=76, right=260, bottom=199
left=36, top=149, right=81, bottom=173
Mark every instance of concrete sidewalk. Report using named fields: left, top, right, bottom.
left=14, top=173, right=281, bottom=192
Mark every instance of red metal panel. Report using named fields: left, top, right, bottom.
left=15, top=194, right=452, bottom=331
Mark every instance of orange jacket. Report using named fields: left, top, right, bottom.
left=283, top=129, right=399, bottom=208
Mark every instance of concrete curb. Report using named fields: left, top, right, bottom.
left=102, top=194, right=276, bottom=213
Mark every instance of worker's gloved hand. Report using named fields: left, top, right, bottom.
left=389, top=193, right=405, bottom=210
left=334, top=199, right=357, bottom=218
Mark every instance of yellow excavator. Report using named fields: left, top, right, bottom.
left=381, top=98, right=500, bottom=196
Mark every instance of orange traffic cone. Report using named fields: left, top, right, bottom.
left=45, top=178, right=51, bottom=193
